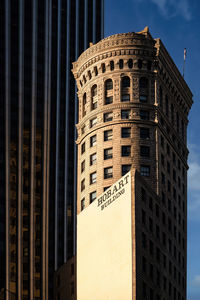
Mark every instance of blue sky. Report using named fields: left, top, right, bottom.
left=105, top=1, right=200, bottom=299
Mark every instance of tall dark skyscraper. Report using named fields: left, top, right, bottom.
left=0, top=1, right=104, bottom=299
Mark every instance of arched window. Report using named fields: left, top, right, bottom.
left=102, top=63, right=106, bottom=73
left=121, top=76, right=130, bottom=102
left=88, top=70, right=92, bottom=80
left=94, top=66, right=98, bottom=76
left=110, top=60, right=114, bottom=71
left=105, top=79, right=113, bottom=105
left=139, top=77, right=148, bottom=103
left=122, top=76, right=130, bottom=88
left=128, top=59, right=133, bottom=69
left=119, top=59, right=124, bottom=69
left=91, top=85, right=97, bottom=110
left=82, top=93, right=87, bottom=117
left=105, top=79, right=113, bottom=90
left=138, top=59, right=142, bottom=69
left=83, top=75, right=86, bottom=84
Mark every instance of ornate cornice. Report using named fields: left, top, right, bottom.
left=72, top=30, right=156, bottom=79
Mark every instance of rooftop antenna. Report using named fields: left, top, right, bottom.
left=183, top=48, right=186, bottom=78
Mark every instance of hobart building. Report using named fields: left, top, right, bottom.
left=72, top=27, right=193, bottom=300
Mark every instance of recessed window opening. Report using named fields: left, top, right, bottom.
left=122, top=76, right=130, bottom=88
left=128, top=59, right=133, bottom=69
left=110, top=60, right=114, bottom=71
left=102, top=63, right=106, bottom=73
left=119, top=59, right=124, bottom=69
left=138, top=59, right=142, bottom=69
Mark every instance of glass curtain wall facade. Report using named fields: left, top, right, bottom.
left=0, top=0, right=104, bottom=299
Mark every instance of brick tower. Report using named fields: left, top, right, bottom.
left=72, top=27, right=193, bottom=300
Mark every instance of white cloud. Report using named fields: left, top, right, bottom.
left=192, top=275, right=200, bottom=286
left=188, top=144, right=200, bottom=217
left=188, top=162, right=200, bottom=191
left=135, top=0, right=192, bottom=20
left=188, top=143, right=200, bottom=191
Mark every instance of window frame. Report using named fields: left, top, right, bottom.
left=90, top=153, right=97, bottom=165
left=104, top=166, right=113, bottom=179
left=104, top=129, right=113, bottom=141
left=104, top=147, right=113, bottom=160
left=140, top=165, right=150, bottom=176
left=90, top=172, right=97, bottom=184
left=90, top=134, right=97, bottom=147
left=121, top=127, right=131, bottom=138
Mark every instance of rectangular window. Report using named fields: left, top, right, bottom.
left=105, top=96, right=113, bottom=105
left=142, top=281, right=146, bottom=297
left=81, top=142, right=85, bottom=154
left=90, top=153, right=97, bottom=165
left=139, top=95, right=147, bottom=102
left=121, top=94, right=130, bottom=102
left=156, top=248, right=160, bottom=262
left=149, top=197, right=153, bottom=210
left=150, top=264, right=154, bottom=279
left=140, top=110, right=149, bottom=120
left=121, top=145, right=131, bottom=157
left=140, top=146, right=150, bottom=157
left=161, top=154, right=164, bottom=166
left=122, top=164, right=131, bottom=176
left=104, top=129, right=112, bottom=141
left=104, top=148, right=113, bottom=160
left=162, top=232, right=166, bottom=246
left=81, top=179, right=85, bottom=191
left=142, top=209, right=146, bottom=224
left=90, top=172, right=97, bottom=184
left=150, top=240, right=154, bottom=255
left=104, top=112, right=113, bottom=122
left=81, top=198, right=85, bottom=211
left=140, top=128, right=149, bottom=139
left=149, top=217, right=153, bottom=232
left=142, top=232, right=146, bottom=248
left=90, top=135, right=97, bottom=147
left=150, top=289, right=154, bottom=300
left=104, top=167, right=113, bottom=179
left=140, top=165, right=150, bottom=176
left=161, top=172, right=165, bottom=184
left=90, top=191, right=96, bottom=203
left=90, top=117, right=97, bottom=128
left=142, top=256, right=146, bottom=273
left=121, top=127, right=131, bottom=138
left=121, top=109, right=131, bottom=119
left=81, top=160, right=85, bottom=173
